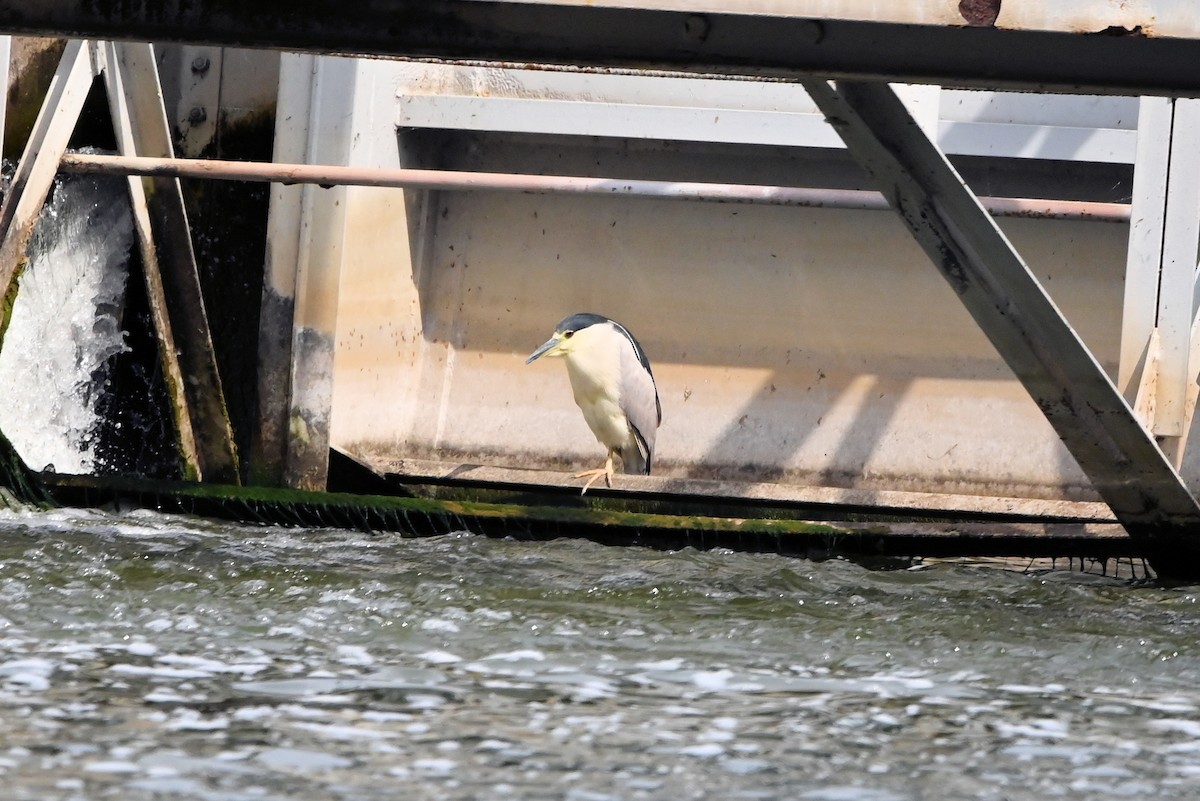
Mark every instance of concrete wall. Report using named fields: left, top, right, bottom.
left=321, top=60, right=1133, bottom=502
left=345, top=189, right=1122, bottom=501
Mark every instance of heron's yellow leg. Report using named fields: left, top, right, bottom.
left=575, top=452, right=615, bottom=494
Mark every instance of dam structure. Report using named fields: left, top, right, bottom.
left=2, top=3, right=1200, bottom=577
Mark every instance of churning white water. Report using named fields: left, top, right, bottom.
left=0, top=175, right=133, bottom=473
left=1, top=512, right=1199, bottom=801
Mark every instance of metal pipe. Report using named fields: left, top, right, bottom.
left=58, top=152, right=1130, bottom=222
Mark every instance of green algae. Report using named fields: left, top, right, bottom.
left=42, top=471, right=873, bottom=559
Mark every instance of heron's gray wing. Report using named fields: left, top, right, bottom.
left=619, top=342, right=661, bottom=474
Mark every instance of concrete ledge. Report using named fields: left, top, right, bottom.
left=32, top=460, right=1139, bottom=566
left=370, top=456, right=1117, bottom=524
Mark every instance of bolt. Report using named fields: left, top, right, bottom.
left=798, top=20, right=824, bottom=45
left=191, top=55, right=211, bottom=74
left=683, top=14, right=710, bottom=42
left=187, top=106, right=207, bottom=124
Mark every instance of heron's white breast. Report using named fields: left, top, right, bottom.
left=562, top=325, right=637, bottom=451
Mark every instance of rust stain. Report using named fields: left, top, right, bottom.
left=1094, top=25, right=1146, bottom=37
left=958, top=0, right=1001, bottom=28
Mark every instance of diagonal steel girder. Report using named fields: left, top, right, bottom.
left=802, top=79, right=1200, bottom=577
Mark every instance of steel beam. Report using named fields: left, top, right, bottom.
left=1154, top=101, right=1200, bottom=439
left=254, top=54, right=356, bottom=492
left=1120, top=98, right=1174, bottom=408
left=101, top=41, right=203, bottom=482
left=3, top=2, right=1200, bottom=97
left=0, top=39, right=96, bottom=325
left=1118, top=97, right=1200, bottom=466
left=0, top=39, right=239, bottom=484
left=105, top=42, right=240, bottom=486
left=248, top=53, right=312, bottom=488
left=801, top=78, right=1200, bottom=580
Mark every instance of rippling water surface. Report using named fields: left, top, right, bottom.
left=2, top=507, right=1199, bottom=800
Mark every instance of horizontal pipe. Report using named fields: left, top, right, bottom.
left=58, top=152, right=1130, bottom=222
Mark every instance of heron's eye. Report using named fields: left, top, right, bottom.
left=563, top=331, right=574, bottom=339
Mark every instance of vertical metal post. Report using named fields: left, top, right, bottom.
left=251, top=52, right=311, bottom=486
left=252, top=54, right=354, bottom=490
left=1120, top=97, right=1200, bottom=466
left=284, top=56, right=354, bottom=491
left=1120, top=97, right=1172, bottom=406
left=803, top=78, right=1200, bottom=579
left=1155, top=100, right=1200, bottom=438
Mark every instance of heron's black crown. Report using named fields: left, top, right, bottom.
left=554, top=312, right=611, bottom=335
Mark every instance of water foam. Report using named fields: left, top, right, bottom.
left=0, top=175, right=133, bottom=473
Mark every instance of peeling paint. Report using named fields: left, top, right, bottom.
left=958, top=0, right=1001, bottom=28
left=1094, top=25, right=1146, bottom=37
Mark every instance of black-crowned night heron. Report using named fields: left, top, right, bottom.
left=526, top=313, right=662, bottom=493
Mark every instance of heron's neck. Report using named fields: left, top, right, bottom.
left=563, top=327, right=622, bottom=400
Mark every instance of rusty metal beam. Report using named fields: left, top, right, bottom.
left=801, top=78, right=1200, bottom=580
left=2, top=2, right=1200, bottom=97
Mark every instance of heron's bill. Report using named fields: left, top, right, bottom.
left=526, top=335, right=563, bottom=364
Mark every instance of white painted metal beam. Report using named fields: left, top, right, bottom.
left=101, top=41, right=202, bottom=481
left=254, top=54, right=357, bottom=491
left=1154, top=100, right=1200, bottom=439
left=105, top=41, right=240, bottom=485
left=395, top=93, right=1136, bottom=164
left=0, top=39, right=96, bottom=310
left=1120, top=97, right=1173, bottom=406
left=801, top=78, right=1200, bottom=578
left=282, top=56, right=352, bottom=491
left=250, top=52, right=313, bottom=487
left=397, top=94, right=844, bottom=150
left=1119, top=97, right=1200, bottom=450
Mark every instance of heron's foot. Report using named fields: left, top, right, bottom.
left=574, top=454, right=615, bottom=495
